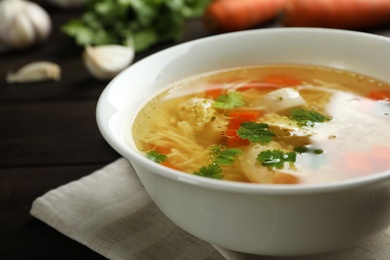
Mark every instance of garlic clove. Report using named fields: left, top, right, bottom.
left=82, top=45, right=135, bottom=81
left=6, top=61, right=61, bottom=84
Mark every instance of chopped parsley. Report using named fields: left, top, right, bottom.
left=194, top=163, right=223, bottom=179
left=194, top=145, right=243, bottom=179
left=211, top=145, right=243, bottom=165
left=257, top=150, right=297, bottom=169
left=288, top=108, right=330, bottom=127
left=237, top=122, right=275, bottom=144
left=214, top=92, right=245, bottom=109
left=294, top=146, right=324, bottom=154
left=145, top=150, right=167, bottom=164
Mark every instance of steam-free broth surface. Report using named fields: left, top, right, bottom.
left=132, top=64, right=390, bottom=184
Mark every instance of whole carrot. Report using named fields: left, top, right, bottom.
left=283, top=0, right=390, bottom=30
left=203, top=0, right=289, bottom=33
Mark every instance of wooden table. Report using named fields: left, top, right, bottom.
left=1, top=3, right=390, bottom=259
left=0, top=3, right=210, bottom=259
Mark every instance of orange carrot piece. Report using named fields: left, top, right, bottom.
left=149, top=145, right=171, bottom=155
left=146, top=145, right=179, bottom=170
left=205, top=87, right=225, bottom=99
left=283, top=0, right=390, bottom=30
left=228, top=110, right=262, bottom=129
left=161, top=161, right=180, bottom=170
left=203, top=0, right=289, bottom=33
left=229, top=110, right=262, bottom=120
left=368, top=90, right=390, bottom=101
left=264, top=75, right=301, bottom=87
left=225, top=129, right=250, bottom=147
left=344, top=152, right=372, bottom=175
left=225, top=110, right=262, bottom=147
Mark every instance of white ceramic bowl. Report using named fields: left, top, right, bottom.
left=96, top=28, right=390, bottom=256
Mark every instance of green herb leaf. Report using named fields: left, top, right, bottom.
left=257, top=150, right=297, bottom=169
left=214, top=92, right=245, bottom=109
left=294, top=146, right=324, bottom=154
left=62, top=0, right=211, bottom=52
left=211, top=145, right=243, bottom=165
left=288, top=108, right=330, bottom=127
left=237, top=122, right=275, bottom=144
left=294, top=146, right=309, bottom=153
left=146, top=150, right=167, bottom=164
left=194, top=163, right=223, bottom=179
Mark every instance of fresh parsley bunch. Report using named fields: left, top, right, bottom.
left=62, top=0, right=211, bottom=52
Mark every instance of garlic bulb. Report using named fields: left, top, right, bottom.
left=82, top=45, right=135, bottom=81
left=46, top=0, right=86, bottom=9
left=7, top=61, right=61, bottom=84
left=0, top=0, right=51, bottom=51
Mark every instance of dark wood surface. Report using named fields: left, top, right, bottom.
left=1, top=3, right=390, bottom=259
left=0, top=3, right=210, bottom=259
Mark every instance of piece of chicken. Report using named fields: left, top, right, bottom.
left=263, top=113, right=315, bottom=148
left=251, top=87, right=307, bottom=112
left=240, top=142, right=299, bottom=184
left=176, top=97, right=228, bottom=144
left=177, top=97, right=216, bottom=131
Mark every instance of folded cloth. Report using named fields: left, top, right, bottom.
left=31, top=158, right=390, bottom=260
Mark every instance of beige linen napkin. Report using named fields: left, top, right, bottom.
left=31, top=158, right=390, bottom=260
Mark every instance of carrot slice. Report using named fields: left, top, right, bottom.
left=228, top=110, right=262, bottom=129
left=148, top=145, right=171, bottom=155
left=368, top=90, right=390, bottom=101
left=264, top=75, right=301, bottom=87
left=161, top=161, right=180, bottom=170
left=205, top=87, right=225, bottom=99
left=225, top=110, right=262, bottom=147
left=225, top=129, right=250, bottom=147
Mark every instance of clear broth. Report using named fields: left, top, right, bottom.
left=133, top=64, right=390, bottom=184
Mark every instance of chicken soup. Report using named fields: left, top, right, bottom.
left=132, top=64, right=390, bottom=184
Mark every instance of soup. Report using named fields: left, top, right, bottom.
left=132, top=64, right=390, bottom=184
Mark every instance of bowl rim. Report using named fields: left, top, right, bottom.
left=97, top=27, right=390, bottom=195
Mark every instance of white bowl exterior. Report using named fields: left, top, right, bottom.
left=135, top=164, right=390, bottom=255
left=96, top=28, right=390, bottom=256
